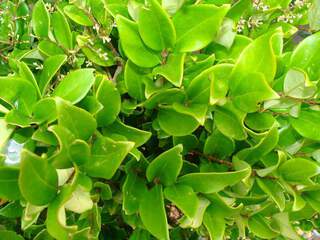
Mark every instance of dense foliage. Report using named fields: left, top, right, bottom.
left=0, top=0, right=320, bottom=239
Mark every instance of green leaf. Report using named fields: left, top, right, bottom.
left=32, top=0, right=50, bottom=38
left=38, top=40, right=65, bottom=57
left=229, top=72, right=279, bottom=113
left=56, top=98, right=96, bottom=140
left=146, top=145, right=183, bottom=186
left=164, top=184, right=199, bottom=218
left=103, top=119, right=151, bottom=147
left=179, top=197, right=210, bottom=228
left=309, top=0, right=320, bottom=31
left=32, top=98, right=57, bottom=124
left=158, top=106, right=199, bottom=136
left=0, top=119, right=13, bottom=152
left=204, top=129, right=235, bottom=159
left=47, top=186, right=78, bottom=239
left=214, top=18, right=236, bottom=49
left=248, top=214, right=279, bottom=239
left=290, top=31, right=320, bottom=81
left=279, top=158, right=320, bottom=184
left=290, top=109, right=320, bottom=141
left=257, top=178, right=285, bottom=211
left=139, top=185, right=169, bottom=240
left=283, top=68, right=316, bottom=99
left=48, top=125, right=75, bottom=168
left=53, top=69, right=95, bottom=104
left=236, top=127, right=279, bottom=165
left=0, top=167, right=21, bottom=200
left=0, top=230, right=24, bottom=240
left=17, top=61, right=41, bottom=98
left=123, top=170, right=147, bottom=215
left=64, top=5, right=93, bottom=26
left=272, top=212, right=300, bottom=240
left=19, top=150, right=58, bottom=205
left=96, top=79, right=121, bottom=126
left=153, top=53, right=185, bottom=87
left=69, top=140, right=90, bottom=166
left=214, top=102, right=247, bottom=140
left=84, top=135, right=134, bottom=179
left=124, top=60, right=147, bottom=101
left=39, top=54, right=67, bottom=95
left=178, top=160, right=251, bottom=193
left=138, top=0, right=176, bottom=51
left=173, top=4, right=229, bottom=52
left=52, top=9, right=73, bottom=50
left=229, top=29, right=281, bottom=84
left=203, top=204, right=226, bottom=240
left=116, top=15, right=161, bottom=67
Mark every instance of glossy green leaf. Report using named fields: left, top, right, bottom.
left=178, top=160, right=251, bottom=193
left=96, top=79, right=121, bottom=126
left=279, top=158, right=320, bottom=184
left=39, top=54, right=67, bottom=95
left=32, top=98, right=57, bottom=124
left=124, top=60, right=147, bottom=101
left=38, top=40, right=65, bottom=57
left=0, top=230, right=24, bottom=240
left=56, top=98, right=97, bottom=140
left=103, top=119, right=151, bottom=147
left=158, top=107, right=199, bottom=136
left=64, top=5, right=93, bottom=26
left=52, top=9, right=73, bottom=50
left=214, top=103, right=247, bottom=140
left=19, top=150, right=58, bottom=205
left=309, top=0, right=320, bottom=31
left=84, top=135, right=134, bottom=179
left=32, top=0, right=50, bottom=38
left=290, top=109, right=320, bottom=141
left=138, top=0, right=176, bottom=51
left=146, top=144, right=183, bottom=186
left=53, top=68, right=95, bottom=104
left=116, top=15, right=161, bottom=67
left=139, top=185, right=169, bottom=240
left=204, top=129, right=235, bottom=159
left=173, top=4, right=229, bottom=52
left=153, top=53, right=185, bottom=87
left=290, top=31, right=320, bottom=81
left=69, top=139, right=90, bottom=166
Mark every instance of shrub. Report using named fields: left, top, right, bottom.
left=0, top=0, right=320, bottom=239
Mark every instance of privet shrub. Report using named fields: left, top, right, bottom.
left=0, top=0, right=320, bottom=239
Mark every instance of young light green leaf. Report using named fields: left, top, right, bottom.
left=173, top=4, right=229, bottom=52
left=19, top=150, right=58, bottom=205
left=139, top=185, right=169, bottom=240
left=56, top=98, right=97, bottom=140
left=138, top=0, right=176, bottom=51
left=96, top=79, right=121, bottom=126
left=284, top=68, right=316, bottom=99
left=146, top=144, right=183, bottom=186
left=32, top=0, right=50, bottom=38
left=116, top=15, right=161, bottom=67
left=162, top=0, right=185, bottom=15
left=53, top=68, right=95, bottom=104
